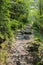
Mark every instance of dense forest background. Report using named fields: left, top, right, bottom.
left=0, top=0, right=43, bottom=41
left=0, top=0, right=43, bottom=65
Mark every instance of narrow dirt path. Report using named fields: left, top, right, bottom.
left=6, top=40, right=34, bottom=65
left=6, top=24, right=34, bottom=65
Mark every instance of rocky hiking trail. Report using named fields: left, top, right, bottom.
left=6, top=24, right=34, bottom=65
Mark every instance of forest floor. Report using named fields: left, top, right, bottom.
left=0, top=24, right=43, bottom=65
left=5, top=24, right=34, bottom=65
left=6, top=39, right=34, bottom=65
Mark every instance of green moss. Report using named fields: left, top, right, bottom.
left=0, top=42, right=8, bottom=65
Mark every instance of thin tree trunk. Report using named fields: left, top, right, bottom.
left=39, top=0, right=42, bottom=15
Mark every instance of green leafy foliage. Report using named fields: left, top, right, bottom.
left=27, top=41, right=43, bottom=65
left=0, top=0, right=43, bottom=65
left=0, top=0, right=29, bottom=40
